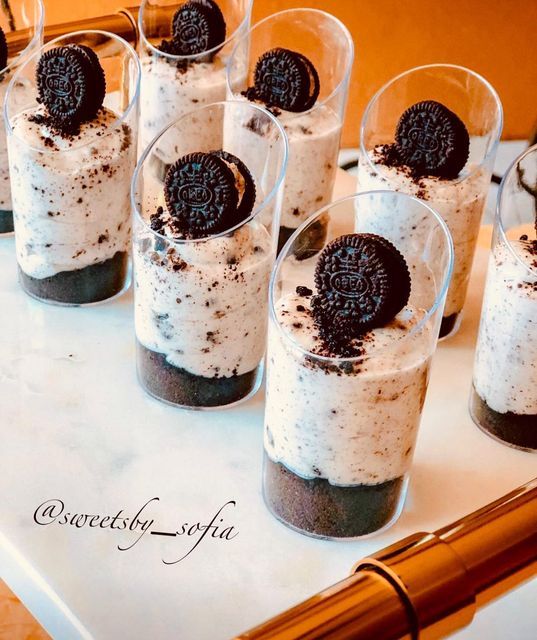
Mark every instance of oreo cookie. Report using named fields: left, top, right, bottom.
left=37, top=44, right=106, bottom=127
left=253, top=48, right=320, bottom=113
left=395, top=100, right=470, bottom=179
left=170, top=0, right=226, bottom=56
left=212, top=150, right=256, bottom=223
left=0, top=27, right=7, bottom=71
left=164, top=152, right=239, bottom=238
left=75, top=45, right=106, bottom=117
left=312, top=234, right=411, bottom=342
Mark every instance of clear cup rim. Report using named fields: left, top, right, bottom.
left=138, top=0, right=254, bottom=63
left=1, top=0, right=45, bottom=76
left=496, top=142, right=537, bottom=277
left=359, top=63, right=504, bottom=186
left=269, top=190, right=455, bottom=363
left=131, top=99, right=289, bottom=245
left=4, top=29, right=142, bottom=154
left=226, top=7, right=354, bottom=120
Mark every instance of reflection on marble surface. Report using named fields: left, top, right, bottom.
left=0, top=173, right=536, bottom=639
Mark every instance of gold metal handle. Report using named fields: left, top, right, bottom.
left=237, top=479, right=537, bottom=639
left=5, top=6, right=144, bottom=56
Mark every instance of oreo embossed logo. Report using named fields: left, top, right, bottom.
left=313, top=234, right=411, bottom=336
left=37, top=44, right=106, bottom=127
left=253, top=48, right=320, bottom=113
left=179, top=184, right=213, bottom=206
left=45, top=74, right=73, bottom=97
left=395, top=100, right=469, bottom=178
left=330, top=271, right=370, bottom=298
left=170, top=0, right=226, bottom=56
left=164, top=152, right=238, bottom=238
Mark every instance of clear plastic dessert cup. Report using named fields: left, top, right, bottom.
left=470, top=144, right=537, bottom=452
left=132, top=100, right=288, bottom=410
left=138, top=0, right=253, bottom=153
left=5, top=30, right=141, bottom=305
left=358, top=64, right=502, bottom=339
left=227, top=8, right=353, bottom=253
left=263, top=191, right=453, bottom=539
left=0, top=0, right=44, bottom=235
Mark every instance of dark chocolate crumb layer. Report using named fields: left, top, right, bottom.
left=137, top=341, right=258, bottom=408
left=470, top=387, right=537, bottom=451
left=18, top=251, right=128, bottom=305
left=439, top=313, right=459, bottom=339
left=264, top=456, right=404, bottom=538
left=278, top=216, right=328, bottom=259
left=0, top=209, right=14, bottom=234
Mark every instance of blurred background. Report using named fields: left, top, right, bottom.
left=45, top=0, right=537, bottom=147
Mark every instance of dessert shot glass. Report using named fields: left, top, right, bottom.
left=263, top=191, right=453, bottom=539
left=138, top=0, right=253, bottom=152
left=5, top=30, right=141, bottom=305
left=227, top=8, right=353, bottom=253
left=0, top=0, right=44, bottom=235
left=470, top=144, right=537, bottom=451
left=132, top=100, right=288, bottom=410
left=358, top=64, right=502, bottom=339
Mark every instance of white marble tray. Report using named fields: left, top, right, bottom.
left=0, top=171, right=536, bottom=640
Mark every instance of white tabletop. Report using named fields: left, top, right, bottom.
left=1, top=160, right=536, bottom=640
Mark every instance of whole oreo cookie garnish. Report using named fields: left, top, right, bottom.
left=37, top=44, right=106, bottom=127
left=212, top=149, right=256, bottom=223
left=253, top=48, right=320, bottom=113
left=0, top=27, right=8, bottom=71
left=312, top=234, right=411, bottom=345
left=170, top=0, right=226, bottom=56
left=395, top=100, right=470, bottom=179
left=164, top=152, right=239, bottom=238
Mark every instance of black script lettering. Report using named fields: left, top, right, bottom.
left=164, top=501, right=237, bottom=565
left=33, top=499, right=65, bottom=525
left=118, top=497, right=159, bottom=551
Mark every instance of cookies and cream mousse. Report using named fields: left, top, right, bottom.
left=0, top=26, right=32, bottom=234
left=472, top=232, right=537, bottom=450
left=8, top=43, right=134, bottom=304
left=264, top=233, right=433, bottom=538
left=139, top=0, right=229, bottom=153
left=134, top=149, right=272, bottom=408
left=357, top=100, right=487, bottom=338
left=238, top=47, right=342, bottom=254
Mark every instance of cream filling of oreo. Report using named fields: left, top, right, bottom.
left=264, top=292, right=431, bottom=486
left=218, top=156, right=248, bottom=213
left=473, top=237, right=537, bottom=415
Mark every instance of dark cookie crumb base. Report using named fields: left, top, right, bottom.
left=0, top=209, right=13, bottom=234
left=137, top=341, right=258, bottom=408
left=439, top=313, right=459, bottom=339
left=278, top=217, right=328, bottom=259
left=18, top=251, right=128, bottom=304
left=264, top=457, right=404, bottom=538
left=471, top=387, right=537, bottom=450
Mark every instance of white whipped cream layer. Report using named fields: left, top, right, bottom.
left=139, top=53, right=227, bottom=155
left=9, top=106, right=135, bottom=279
left=264, top=293, right=431, bottom=486
left=357, top=145, right=489, bottom=317
left=0, top=71, right=33, bottom=212
left=473, top=237, right=537, bottom=415
left=134, top=221, right=273, bottom=378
